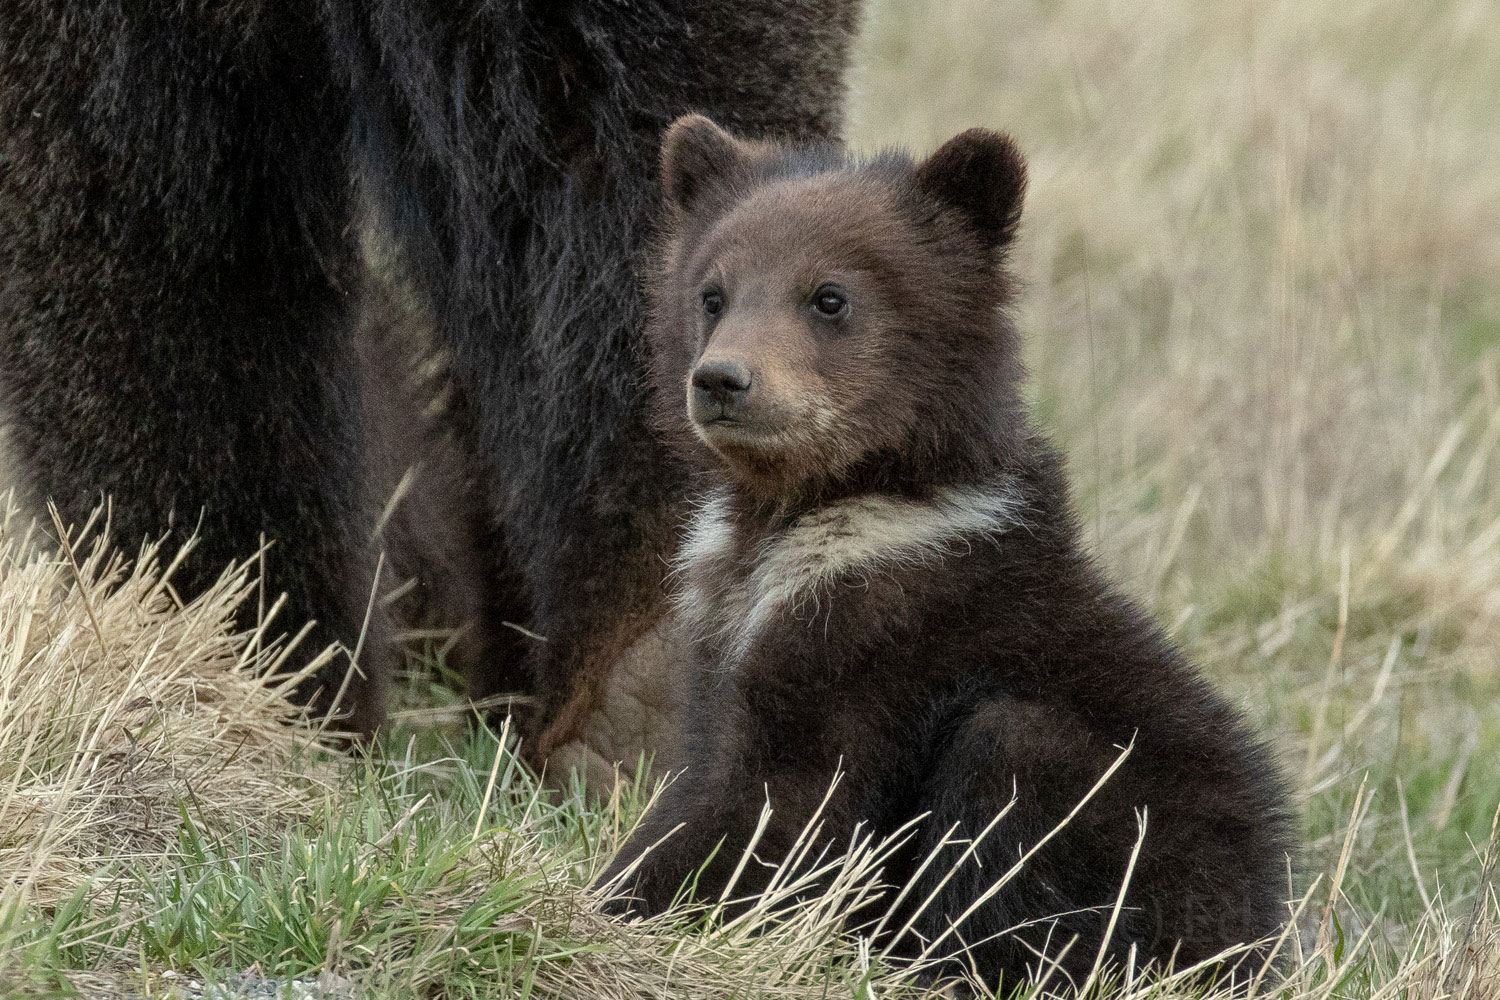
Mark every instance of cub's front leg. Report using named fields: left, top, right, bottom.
left=596, top=625, right=877, bottom=917
left=595, top=762, right=766, bottom=917
left=595, top=734, right=852, bottom=917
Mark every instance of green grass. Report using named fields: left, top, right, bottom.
left=3, top=720, right=916, bottom=998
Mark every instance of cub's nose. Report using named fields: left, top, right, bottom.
left=691, top=360, right=753, bottom=413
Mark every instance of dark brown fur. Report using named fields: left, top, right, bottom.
left=354, top=252, right=534, bottom=707
left=599, top=117, right=1295, bottom=990
left=0, top=3, right=861, bottom=750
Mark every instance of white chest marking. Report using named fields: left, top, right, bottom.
left=673, top=483, right=1022, bottom=661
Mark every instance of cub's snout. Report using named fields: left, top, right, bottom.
left=689, top=359, right=753, bottom=423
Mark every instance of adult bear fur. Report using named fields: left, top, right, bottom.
left=0, top=3, right=860, bottom=749
left=354, top=244, right=534, bottom=706
left=325, top=2, right=861, bottom=755
left=0, top=4, right=387, bottom=730
left=598, top=117, right=1294, bottom=989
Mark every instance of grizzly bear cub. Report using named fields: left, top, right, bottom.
left=598, top=115, right=1293, bottom=989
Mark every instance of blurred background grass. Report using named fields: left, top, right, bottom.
left=850, top=0, right=1500, bottom=943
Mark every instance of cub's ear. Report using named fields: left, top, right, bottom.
left=661, top=114, right=748, bottom=213
left=915, top=129, right=1027, bottom=250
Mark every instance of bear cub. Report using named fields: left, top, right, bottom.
left=599, top=115, right=1293, bottom=989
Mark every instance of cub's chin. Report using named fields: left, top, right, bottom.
left=695, top=420, right=785, bottom=480
left=695, top=422, right=843, bottom=499
left=695, top=416, right=774, bottom=446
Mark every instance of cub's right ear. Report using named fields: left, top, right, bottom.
left=915, top=129, right=1028, bottom=251
left=661, top=114, right=747, bottom=214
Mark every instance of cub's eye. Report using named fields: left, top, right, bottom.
left=701, top=289, right=724, bottom=317
left=812, top=284, right=848, bottom=319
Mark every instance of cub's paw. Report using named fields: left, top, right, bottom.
left=594, top=857, right=676, bottom=920
left=597, top=889, right=644, bottom=919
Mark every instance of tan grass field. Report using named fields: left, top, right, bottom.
left=852, top=0, right=1500, bottom=884
left=3, top=0, right=1499, bottom=996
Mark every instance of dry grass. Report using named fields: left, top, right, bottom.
left=0, top=498, right=339, bottom=913
left=850, top=0, right=1500, bottom=629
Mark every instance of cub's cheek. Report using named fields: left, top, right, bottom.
left=684, top=382, right=708, bottom=426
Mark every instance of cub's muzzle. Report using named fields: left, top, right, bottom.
left=690, top=359, right=753, bottom=422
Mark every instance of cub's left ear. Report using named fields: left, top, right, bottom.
left=915, top=129, right=1027, bottom=250
left=660, top=114, right=749, bottom=215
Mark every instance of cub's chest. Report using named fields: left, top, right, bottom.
left=670, top=485, right=1023, bottom=663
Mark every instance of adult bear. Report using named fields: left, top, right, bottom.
left=0, top=3, right=860, bottom=774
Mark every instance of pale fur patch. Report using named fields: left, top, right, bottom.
left=673, top=483, right=1023, bottom=661
left=676, top=486, right=737, bottom=571
left=671, top=486, right=740, bottom=639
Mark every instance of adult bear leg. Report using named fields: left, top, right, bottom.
left=355, top=253, right=535, bottom=708
left=329, top=0, right=861, bottom=770
left=0, top=4, right=387, bottom=732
